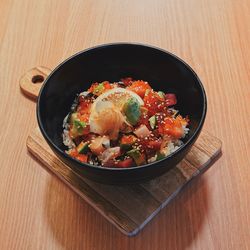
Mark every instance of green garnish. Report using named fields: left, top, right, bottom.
left=93, top=83, right=104, bottom=95
left=149, top=115, right=156, bottom=129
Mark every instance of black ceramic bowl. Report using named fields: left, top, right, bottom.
left=37, top=43, right=206, bottom=184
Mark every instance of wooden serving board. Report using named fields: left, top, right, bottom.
left=27, top=127, right=221, bottom=236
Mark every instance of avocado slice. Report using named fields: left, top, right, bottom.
left=76, top=141, right=89, bottom=154
left=123, top=98, right=141, bottom=125
left=148, top=115, right=156, bottom=129
left=70, top=114, right=87, bottom=138
left=73, top=120, right=86, bottom=133
left=127, top=149, right=146, bottom=165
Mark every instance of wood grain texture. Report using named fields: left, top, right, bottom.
left=0, top=0, right=250, bottom=249
left=26, top=128, right=221, bottom=236
left=19, top=66, right=51, bottom=100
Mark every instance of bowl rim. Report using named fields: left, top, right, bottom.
left=37, top=42, right=207, bottom=171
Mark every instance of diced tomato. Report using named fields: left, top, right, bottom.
left=165, top=93, right=177, bottom=106
left=102, top=160, right=115, bottom=168
left=121, top=77, right=133, bottom=86
left=116, top=158, right=134, bottom=168
left=75, top=154, right=88, bottom=163
left=102, top=156, right=134, bottom=168
left=69, top=149, right=88, bottom=163
left=82, top=126, right=90, bottom=135
left=147, top=139, right=162, bottom=151
left=143, top=90, right=167, bottom=116
left=127, top=80, right=152, bottom=98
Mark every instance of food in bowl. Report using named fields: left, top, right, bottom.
left=62, top=77, right=189, bottom=168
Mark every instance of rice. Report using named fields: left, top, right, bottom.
left=148, top=155, right=157, bottom=163
left=62, top=129, right=75, bottom=148
left=63, top=114, right=70, bottom=129
left=183, top=125, right=189, bottom=137
left=161, top=141, right=179, bottom=156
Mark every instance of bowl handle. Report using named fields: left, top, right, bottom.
left=19, top=66, right=52, bottom=100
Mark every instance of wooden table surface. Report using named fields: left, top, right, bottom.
left=0, top=0, right=249, bottom=249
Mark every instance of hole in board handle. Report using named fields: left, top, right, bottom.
left=32, top=75, right=44, bottom=84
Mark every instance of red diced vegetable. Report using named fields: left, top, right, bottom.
left=147, top=139, right=162, bottom=151
left=121, top=77, right=133, bottom=86
left=165, top=93, right=177, bottom=106
left=116, top=158, right=134, bottom=168
left=75, top=154, right=88, bottom=163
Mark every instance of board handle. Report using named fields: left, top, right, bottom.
left=20, top=66, right=52, bottom=100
